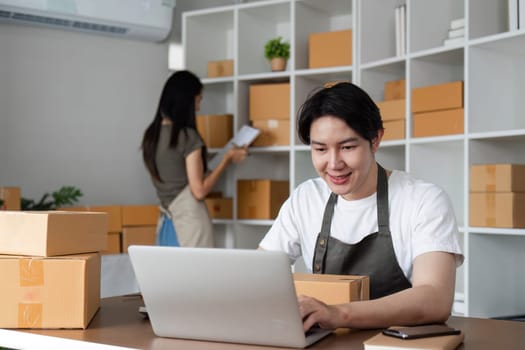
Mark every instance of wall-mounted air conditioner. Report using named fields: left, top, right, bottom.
left=0, top=0, right=174, bottom=42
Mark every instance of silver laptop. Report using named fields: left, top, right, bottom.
left=128, top=245, right=332, bottom=348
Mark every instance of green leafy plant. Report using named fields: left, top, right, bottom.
left=0, top=198, right=4, bottom=208
left=21, top=186, right=83, bottom=210
left=264, top=36, right=290, bottom=60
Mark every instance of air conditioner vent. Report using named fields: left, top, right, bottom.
left=0, top=0, right=173, bottom=42
left=73, top=21, right=127, bottom=35
left=12, top=12, right=72, bottom=27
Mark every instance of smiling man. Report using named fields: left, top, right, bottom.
left=258, top=82, right=463, bottom=331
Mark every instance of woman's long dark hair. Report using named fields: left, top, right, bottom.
left=141, top=70, right=204, bottom=182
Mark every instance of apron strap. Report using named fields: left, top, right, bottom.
left=377, top=164, right=389, bottom=233
left=312, top=192, right=338, bottom=273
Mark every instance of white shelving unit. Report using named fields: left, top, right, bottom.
left=183, top=0, right=525, bottom=319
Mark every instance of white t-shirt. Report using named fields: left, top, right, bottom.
left=259, top=170, right=464, bottom=280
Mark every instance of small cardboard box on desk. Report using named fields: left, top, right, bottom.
left=0, top=210, right=108, bottom=329
left=293, top=273, right=370, bottom=304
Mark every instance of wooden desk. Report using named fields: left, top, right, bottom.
left=24, top=295, right=525, bottom=349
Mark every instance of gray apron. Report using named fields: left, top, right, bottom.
left=312, top=164, right=411, bottom=299
left=159, top=185, right=214, bottom=248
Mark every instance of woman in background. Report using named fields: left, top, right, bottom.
left=142, top=70, right=247, bottom=247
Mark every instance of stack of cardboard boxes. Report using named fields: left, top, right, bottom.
left=412, top=81, right=464, bottom=137
left=249, top=82, right=290, bottom=147
left=0, top=210, right=108, bottom=329
left=196, top=114, right=234, bottom=217
left=376, top=79, right=406, bottom=141
left=470, top=164, right=525, bottom=228
left=63, top=205, right=159, bottom=254
left=0, top=187, right=21, bottom=210
left=120, top=205, right=159, bottom=253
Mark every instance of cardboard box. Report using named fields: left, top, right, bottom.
left=102, top=232, right=121, bottom=255
left=0, top=211, right=108, bottom=257
left=412, top=81, right=463, bottom=113
left=382, top=119, right=405, bottom=141
left=237, top=180, right=289, bottom=220
left=0, top=187, right=21, bottom=210
left=309, top=29, right=352, bottom=68
left=384, top=79, right=406, bottom=100
left=0, top=253, right=100, bottom=329
left=196, top=114, right=233, bottom=148
left=470, top=164, right=525, bottom=192
left=121, top=205, right=159, bottom=227
left=122, top=226, right=157, bottom=253
left=205, top=197, right=233, bottom=219
left=251, top=119, right=290, bottom=147
left=470, top=192, right=525, bottom=228
left=62, top=205, right=122, bottom=233
left=249, top=83, right=290, bottom=121
left=207, top=59, right=234, bottom=78
left=293, top=273, right=369, bottom=304
left=377, top=99, right=406, bottom=121
left=413, top=108, right=464, bottom=137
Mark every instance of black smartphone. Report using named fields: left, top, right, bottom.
left=382, top=324, right=461, bottom=340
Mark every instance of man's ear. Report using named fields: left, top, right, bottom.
left=371, top=129, right=384, bottom=153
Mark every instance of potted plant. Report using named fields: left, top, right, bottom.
left=21, top=186, right=83, bottom=210
left=264, top=36, right=290, bottom=72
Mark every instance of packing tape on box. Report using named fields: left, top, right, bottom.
left=19, top=259, right=44, bottom=286
left=485, top=165, right=496, bottom=192
left=18, top=259, right=44, bottom=328
left=486, top=193, right=496, bottom=226
left=18, top=303, right=43, bottom=328
left=358, top=279, right=366, bottom=301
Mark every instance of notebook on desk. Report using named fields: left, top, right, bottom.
left=128, top=246, right=332, bottom=348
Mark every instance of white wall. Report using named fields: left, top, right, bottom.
left=0, top=24, right=170, bottom=205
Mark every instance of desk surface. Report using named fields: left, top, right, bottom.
left=24, top=295, right=525, bottom=350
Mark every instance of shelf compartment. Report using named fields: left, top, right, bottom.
left=184, top=9, right=235, bottom=79
left=359, top=0, right=403, bottom=64
left=293, top=149, right=317, bottom=189
left=235, top=152, right=290, bottom=181
left=410, top=48, right=464, bottom=89
left=468, top=233, right=525, bottom=318
left=469, top=135, right=525, bottom=166
left=409, top=141, right=465, bottom=227
left=410, top=0, right=464, bottom=53
left=469, top=34, right=525, bottom=133
left=376, top=144, right=406, bottom=172
left=360, top=60, right=406, bottom=103
left=295, top=0, right=353, bottom=70
left=469, top=0, right=510, bottom=40
left=234, top=224, right=271, bottom=249
left=211, top=223, right=236, bottom=249
left=238, top=2, right=291, bottom=75
left=199, top=81, right=234, bottom=116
